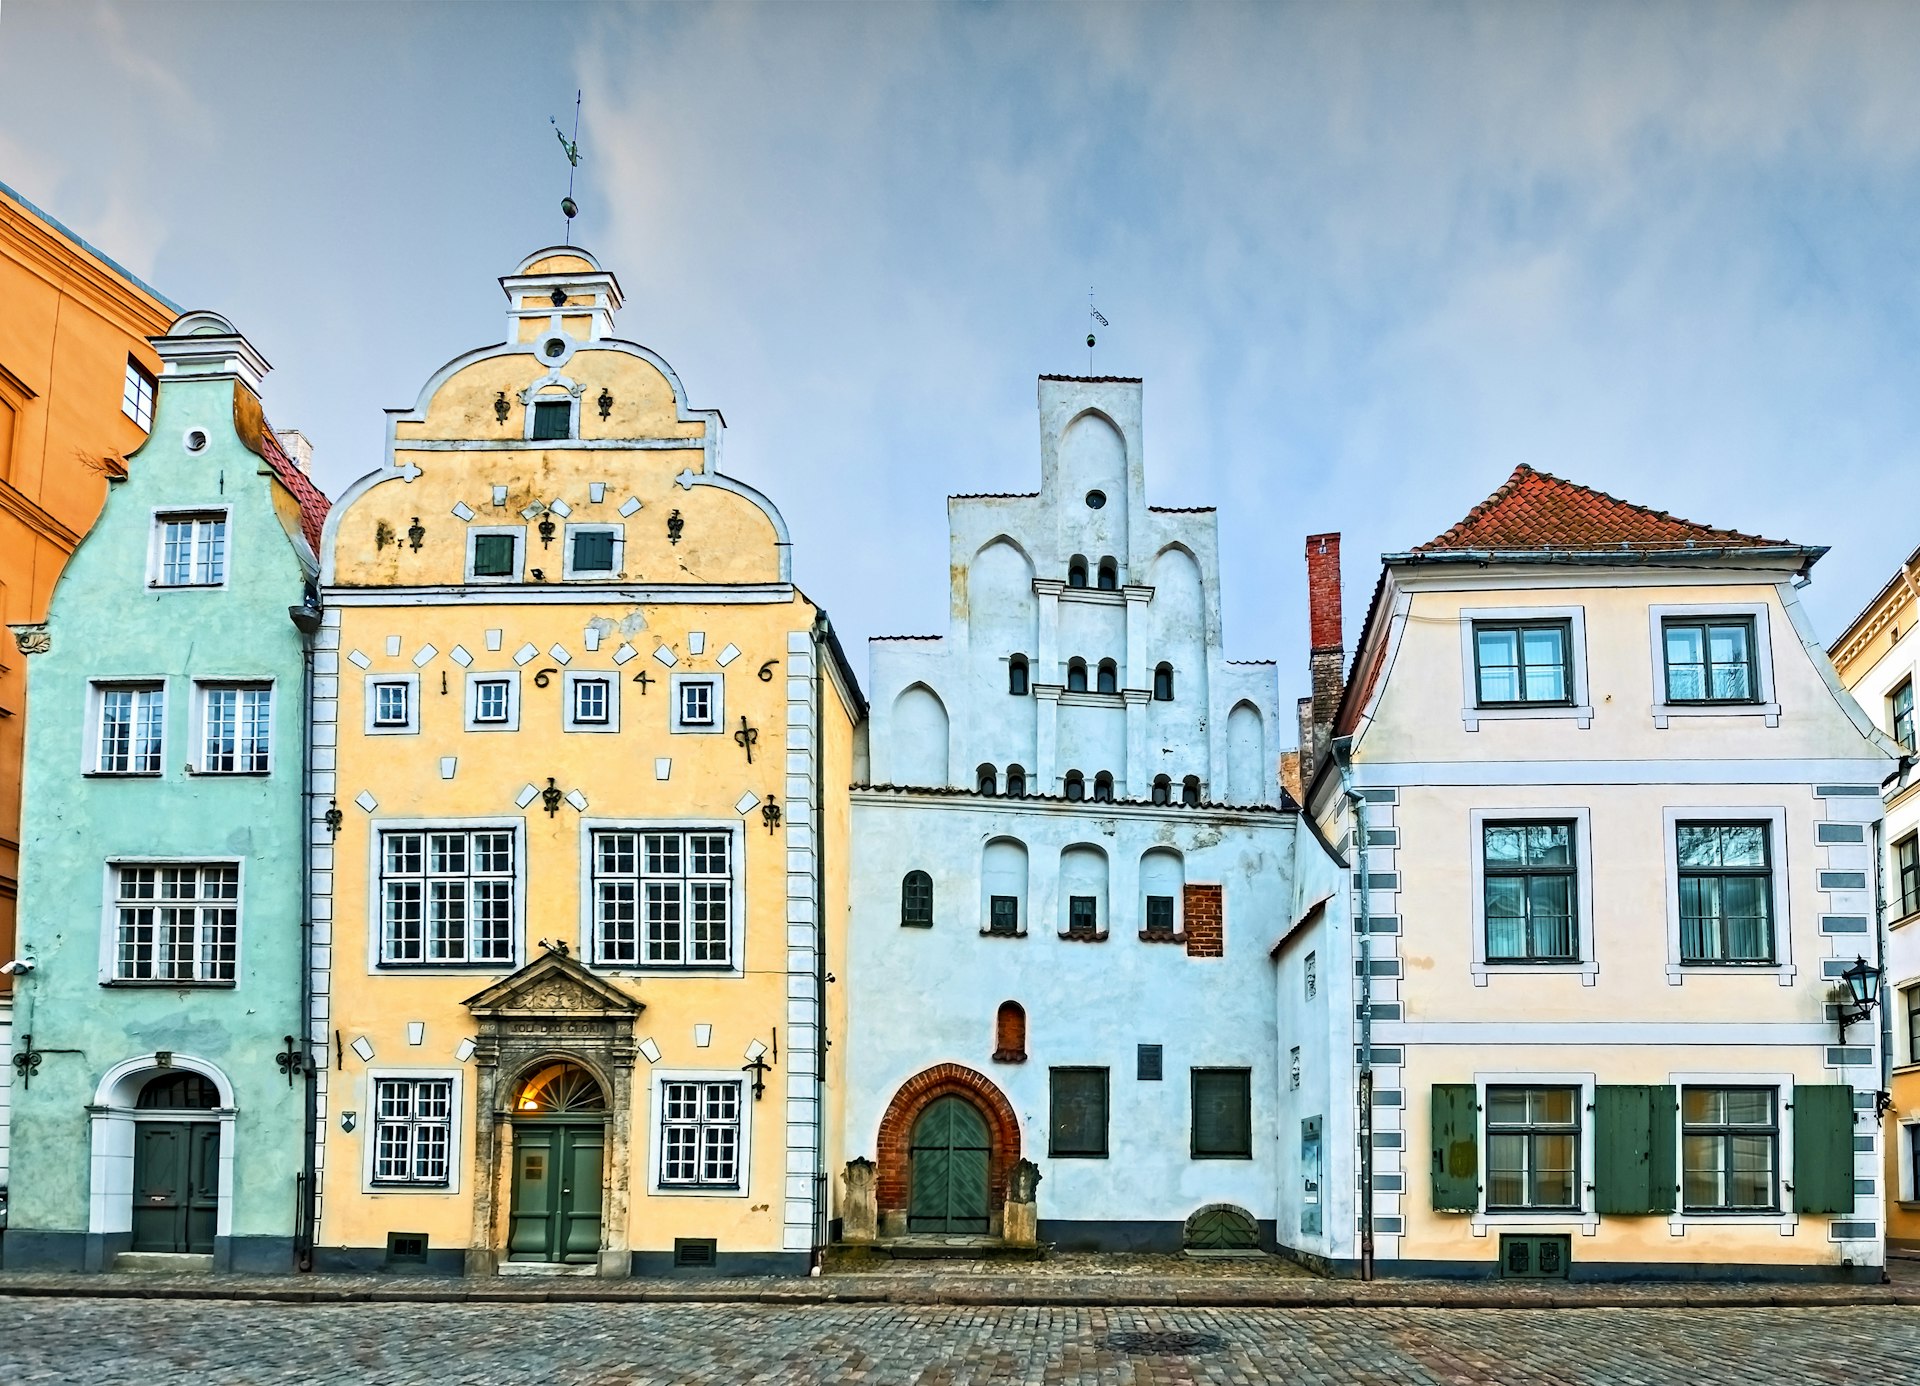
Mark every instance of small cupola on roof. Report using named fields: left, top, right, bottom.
left=500, top=246, right=623, bottom=358
left=151, top=310, right=270, bottom=393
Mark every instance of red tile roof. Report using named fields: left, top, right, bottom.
left=261, top=425, right=331, bottom=555
left=1413, top=464, right=1790, bottom=554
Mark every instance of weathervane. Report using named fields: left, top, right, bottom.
left=1087, top=287, right=1108, bottom=372
left=551, top=90, right=583, bottom=244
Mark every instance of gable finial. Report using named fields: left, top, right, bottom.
left=551, top=89, right=583, bottom=244
left=1087, top=286, right=1109, bottom=373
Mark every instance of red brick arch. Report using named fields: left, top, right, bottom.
left=875, top=1063, right=1022, bottom=1221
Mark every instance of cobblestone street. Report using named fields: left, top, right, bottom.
left=0, top=1298, right=1915, bottom=1385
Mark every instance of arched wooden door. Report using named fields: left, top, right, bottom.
left=131, top=1072, right=220, bottom=1255
left=506, top=1063, right=608, bottom=1264
left=908, top=1095, right=990, bottom=1233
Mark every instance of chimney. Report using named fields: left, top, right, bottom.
left=277, top=429, right=314, bottom=473
left=1305, top=532, right=1344, bottom=772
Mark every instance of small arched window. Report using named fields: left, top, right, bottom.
left=1067, top=658, right=1088, bottom=693
left=1067, top=556, right=1089, bottom=589
left=1008, top=655, right=1029, bottom=696
left=1064, top=770, right=1086, bottom=801
left=1097, top=558, right=1119, bottom=590
left=1096, top=659, right=1118, bottom=694
left=1153, top=662, right=1175, bottom=701
left=976, top=764, right=998, bottom=796
left=1093, top=771, right=1115, bottom=802
left=1005, top=765, right=1027, bottom=797
left=901, top=870, right=933, bottom=927
left=1151, top=774, right=1172, bottom=806
left=993, top=1000, right=1027, bottom=1063
left=1181, top=775, right=1202, bottom=807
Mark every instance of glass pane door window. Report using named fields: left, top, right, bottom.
left=1663, top=619, right=1757, bottom=703
left=1483, top=822, right=1576, bottom=962
left=1677, top=823, right=1773, bottom=963
left=200, top=685, right=271, bottom=772
left=1474, top=622, right=1570, bottom=706
left=1682, top=1087, right=1778, bottom=1211
left=1485, top=1086, right=1580, bottom=1211
left=114, top=864, right=239, bottom=983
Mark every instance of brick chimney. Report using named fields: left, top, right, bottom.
left=1305, top=532, right=1344, bottom=772
left=277, top=429, right=314, bottom=473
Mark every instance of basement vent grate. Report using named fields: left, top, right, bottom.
left=674, top=1237, right=718, bottom=1268
left=385, top=1232, right=429, bottom=1266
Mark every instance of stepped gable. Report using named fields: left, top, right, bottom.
left=1414, top=464, right=1788, bottom=554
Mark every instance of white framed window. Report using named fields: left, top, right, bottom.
left=465, top=526, right=524, bottom=583
left=585, top=826, right=735, bottom=968
left=1664, top=1069, right=1797, bottom=1232
left=195, top=681, right=272, bottom=773
left=107, top=861, right=240, bottom=985
left=1660, top=806, right=1793, bottom=985
left=152, top=510, right=228, bottom=588
left=89, top=680, right=165, bottom=775
left=524, top=391, right=579, bottom=442
left=367, top=1074, right=459, bottom=1190
left=1468, top=1069, right=1598, bottom=1235
left=562, top=523, right=623, bottom=579
left=365, top=674, right=420, bottom=736
left=121, top=356, right=155, bottom=430
left=1647, top=602, right=1779, bottom=728
left=1467, top=808, right=1598, bottom=986
left=377, top=826, right=517, bottom=966
left=670, top=674, right=722, bottom=733
left=651, top=1073, right=748, bottom=1194
left=464, top=671, right=521, bottom=732
left=1457, top=606, right=1592, bottom=731
left=563, top=671, right=618, bottom=733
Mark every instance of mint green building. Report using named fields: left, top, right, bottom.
left=3, top=312, right=329, bottom=1271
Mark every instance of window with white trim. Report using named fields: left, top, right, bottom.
left=563, top=524, right=622, bottom=579
left=122, top=356, right=155, bottom=430
left=563, top=672, right=616, bottom=732
left=1681, top=1087, right=1778, bottom=1212
left=671, top=675, right=722, bottom=733
left=590, top=829, right=732, bottom=967
left=1482, top=821, right=1577, bottom=963
left=660, top=1079, right=742, bottom=1188
left=154, top=512, right=227, bottom=587
left=465, top=673, right=518, bottom=732
left=373, top=681, right=412, bottom=729
left=466, top=528, right=522, bottom=582
left=112, top=863, right=239, bottom=984
left=1676, top=822, right=1774, bottom=964
left=93, top=682, right=164, bottom=774
left=1661, top=617, right=1758, bottom=704
left=1484, top=1085, right=1579, bottom=1211
left=372, top=1077, right=453, bottom=1186
left=379, top=829, right=515, bottom=965
left=198, top=683, right=271, bottom=773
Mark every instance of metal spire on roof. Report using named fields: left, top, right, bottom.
left=551, top=90, right=582, bottom=244
left=1087, top=286, right=1108, bottom=372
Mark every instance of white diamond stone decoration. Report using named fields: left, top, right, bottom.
left=450, top=645, right=473, bottom=667
left=619, top=497, right=642, bottom=517
left=514, top=643, right=539, bottom=666
left=638, top=1038, right=661, bottom=1063
left=653, top=645, right=678, bottom=667
left=548, top=644, right=572, bottom=666
left=491, top=485, right=508, bottom=507
left=613, top=644, right=638, bottom=665
left=688, top=632, right=706, bottom=654
left=450, top=501, right=475, bottom=521
left=407, top=1022, right=425, bottom=1046
left=744, top=1039, right=767, bottom=1060
left=455, top=1038, right=477, bottom=1062
left=584, top=628, right=601, bottom=652
left=350, top=1036, right=375, bottom=1062
left=694, top=1024, right=712, bottom=1048
left=439, top=757, right=457, bottom=780
left=565, top=789, right=588, bottom=811
left=589, top=482, right=606, bottom=503
left=485, top=629, right=504, bottom=651
left=385, top=636, right=402, bottom=656
left=347, top=649, right=371, bottom=669
left=411, top=643, right=437, bottom=668
left=716, top=643, right=741, bottom=667
left=735, top=791, right=759, bottom=815
left=655, top=758, right=672, bottom=781
left=354, top=791, right=379, bottom=812
left=515, top=783, right=540, bottom=808
left=549, top=498, right=572, bottom=517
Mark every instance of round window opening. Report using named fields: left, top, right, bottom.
left=543, top=337, right=567, bottom=360
left=1085, top=489, right=1106, bottom=510
left=184, top=429, right=209, bottom=453
left=513, top=1061, right=607, bottom=1115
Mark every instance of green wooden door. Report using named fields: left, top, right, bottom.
left=908, top=1096, right=990, bottom=1233
left=131, top=1121, right=218, bottom=1254
left=508, top=1123, right=606, bottom=1262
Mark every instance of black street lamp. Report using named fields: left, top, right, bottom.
left=1837, top=955, right=1884, bottom=1040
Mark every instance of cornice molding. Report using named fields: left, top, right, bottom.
left=0, top=479, right=84, bottom=551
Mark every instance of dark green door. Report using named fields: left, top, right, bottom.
left=908, top=1096, right=990, bottom=1233
left=131, top=1122, right=218, bottom=1254
left=507, top=1123, right=605, bottom=1263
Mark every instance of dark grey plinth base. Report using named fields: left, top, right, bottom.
left=628, top=1249, right=812, bottom=1278
left=309, top=1245, right=467, bottom=1276
left=1379, top=1256, right=1886, bottom=1284
left=1038, top=1218, right=1279, bottom=1254
left=3, top=1230, right=298, bottom=1274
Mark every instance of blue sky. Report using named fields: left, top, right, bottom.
left=4, top=1, right=1917, bottom=715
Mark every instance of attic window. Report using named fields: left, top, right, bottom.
left=531, top=400, right=572, bottom=440
left=121, top=357, right=156, bottom=430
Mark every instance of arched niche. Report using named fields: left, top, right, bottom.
left=1141, top=847, right=1185, bottom=936
left=1058, top=843, right=1110, bottom=939
left=891, top=683, right=950, bottom=787
left=1226, top=701, right=1267, bottom=805
left=981, top=837, right=1029, bottom=936
left=1059, top=412, right=1129, bottom=563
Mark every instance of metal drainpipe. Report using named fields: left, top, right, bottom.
left=1335, top=739, right=1374, bottom=1282
left=292, top=601, right=320, bottom=1271
left=811, top=613, right=830, bottom=1268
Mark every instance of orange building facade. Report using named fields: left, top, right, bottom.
left=0, top=182, right=177, bottom=1184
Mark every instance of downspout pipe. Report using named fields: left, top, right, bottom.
left=1332, top=734, right=1373, bottom=1281
left=290, top=597, right=322, bottom=1271
left=810, top=612, right=831, bottom=1270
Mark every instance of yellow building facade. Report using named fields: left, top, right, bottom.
left=311, top=248, right=860, bottom=1276
left=1828, top=546, right=1920, bottom=1256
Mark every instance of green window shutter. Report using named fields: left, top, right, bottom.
left=1191, top=1069, right=1252, bottom=1158
left=1648, top=1084, right=1677, bottom=1214
left=1430, top=1083, right=1478, bottom=1212
left=1594, top=1084, right=1677, bottom=1214
left=1791, top=1084, right=1856, bottom=1214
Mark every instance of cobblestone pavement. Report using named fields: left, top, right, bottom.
left=0, top=1299, right=1916, bottom=1384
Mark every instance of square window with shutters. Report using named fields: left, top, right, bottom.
left=1661, top=617, right=1758, bottom=704
left=1677, top=822, right=1774, bottom=964
left=1485, top=1086, right=1580, bottom=1212
left=570, top=527, right=616, bottom=575
left=1137, top=1044, right=1163, bottom=1082
left=1472, top=620, right=1572, bottom=707
left=1191, top=1068, right=1253, bottom=1159
left=1681, top=1087, right=1778, bottom=1212
left=530, top=399, right=572, bottom=440
left=1049, top=1067, right=1108, bottom=1158
left=469, top=531, right=520, bottom=580
left=1482, top=821, right=1577, bottom=963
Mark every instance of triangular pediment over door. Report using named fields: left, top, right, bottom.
left=462, top=948, right=644, bottom=1020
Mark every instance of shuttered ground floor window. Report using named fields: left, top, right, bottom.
left=1682, top=1087, right=1777, bottom=1212
left=1049, top=1068, right=1108, bottom=1158
left=1191, top=1068, right=1252, bottom=1158
left=1485, top=1086, right=1580, bottom=1211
